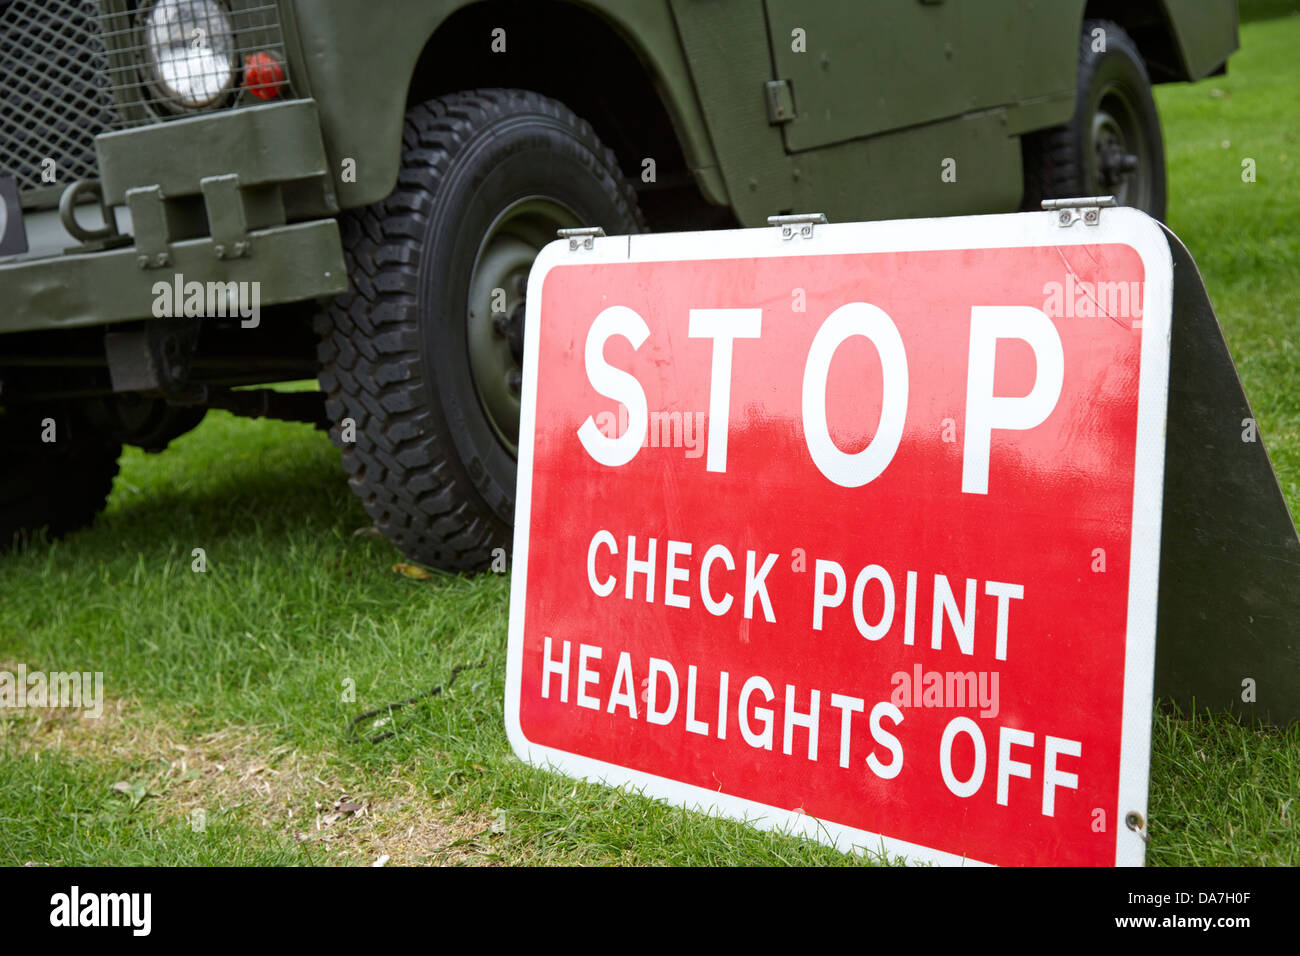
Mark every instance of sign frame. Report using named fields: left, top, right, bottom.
left=505, top=209, right=1174, bottom=866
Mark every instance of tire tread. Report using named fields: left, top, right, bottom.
left=316, top=89, right=643, bottom=570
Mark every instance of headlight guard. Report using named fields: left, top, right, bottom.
left=141, top=0, right=237, bottom=110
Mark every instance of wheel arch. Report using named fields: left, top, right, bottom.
left=1082, top=0, right=1238, bottom=84
left=295, top=0, right=729, bottom=225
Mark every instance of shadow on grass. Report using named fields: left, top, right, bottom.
left=102, top=453, right=365, bottom=551
left=4, top=415, right=374, bottom=568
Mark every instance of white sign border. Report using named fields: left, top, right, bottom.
left=506, top=208, right=1172, bottom=867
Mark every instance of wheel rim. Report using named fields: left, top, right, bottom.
left=1091, top=83, right=1149, bottom=210
left=467, top=197, right=581, bottom=455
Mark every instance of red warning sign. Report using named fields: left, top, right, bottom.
left=506, top=211, right=1172, bottom=866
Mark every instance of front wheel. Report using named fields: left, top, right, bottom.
left=316, top=89, right=644, bottom=571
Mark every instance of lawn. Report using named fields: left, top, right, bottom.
left=2, top=6, right=1298, bottom=866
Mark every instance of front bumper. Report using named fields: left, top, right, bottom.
left=0, top=99, right=347, bottom=335
left=0, top=219, right=346, bottom=335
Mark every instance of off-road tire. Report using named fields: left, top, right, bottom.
left=316, top=89, right=644, bottom=571
left=0, top=405, right=121, bottom=551
left=1021, top=19, right=1167, bottom=220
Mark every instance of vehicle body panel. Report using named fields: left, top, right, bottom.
left=764, top=0, right=1080, bottom=153
left=1162, top=0, right=1239, bottom=79
left=669, top=0, right=1026, bottom=225
left=0, top=0, right=1240, bottom=336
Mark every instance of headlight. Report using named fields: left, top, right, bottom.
left=144, top=0, right=236, bottom=108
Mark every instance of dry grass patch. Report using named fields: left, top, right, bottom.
left=1, top=665, right=498, bottom=866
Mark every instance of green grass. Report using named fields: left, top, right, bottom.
left=3, top=11, right=1299, bottom=866
left=1158, top=4, right=1300, bottom=505
left=0, top=748, right=307, bottom=866
left=0, top=408, right=883, bottom=866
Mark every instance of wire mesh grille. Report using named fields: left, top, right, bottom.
left=0, top=1, right=292, bottom=196
left=0, top=0, right=117, bottom=194
left=99, top=1, right=291, bottom=126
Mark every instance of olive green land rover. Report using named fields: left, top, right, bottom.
left=0, top=0, right=1237, bottom=569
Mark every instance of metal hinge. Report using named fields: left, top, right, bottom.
left=126, top=185, right=172, bottom=269
left=768, top=212, right=828, bottom=240
left=202, top=174, right=252, bottom=260
left=557, top=226, right=605, bottom=250
left=764, top=79, right=795, bottom=125
left=1042, top=195, right=1117, bottom=227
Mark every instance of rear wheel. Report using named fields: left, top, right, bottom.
left=0, top=405, right=120, bottom=551
left=1021, top=19, right=1166, bottom=219
left=316, top=89, right=644, bottom=571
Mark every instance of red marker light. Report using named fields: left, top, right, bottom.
left=244, top=51, right=285, bottom=100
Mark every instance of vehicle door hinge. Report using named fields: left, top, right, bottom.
left=557, top=226, right=605, bottom=250
left=768, top=212, right=828, bottom=240
left=764, top=79, right=795, bottom=125
left=1042, top=195, right=1117, bottom=227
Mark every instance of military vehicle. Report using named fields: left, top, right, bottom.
left=0, top=1, right=1237, bottom=569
